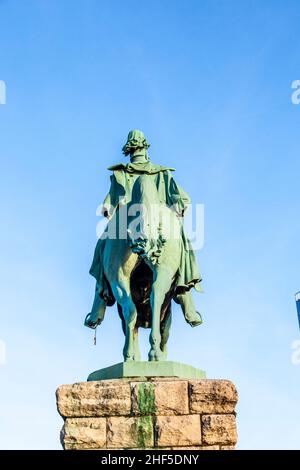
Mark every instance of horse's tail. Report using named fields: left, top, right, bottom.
left=127, top=175, right=166, bottom=265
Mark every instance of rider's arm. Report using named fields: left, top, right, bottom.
left=177, top=185, right=191, bottom=215
left=168, top=174, right=191, bottom=216
left=102, top=172, right=126, bottom=219
left=102, top=175, right=116, bottom=219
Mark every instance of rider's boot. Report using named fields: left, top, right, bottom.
left=174, top=291, right=203, bottom=327
left=84, top=283, right=107, bottom=329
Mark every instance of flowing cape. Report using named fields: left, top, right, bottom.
left=90, top=161, right=203, bottom=303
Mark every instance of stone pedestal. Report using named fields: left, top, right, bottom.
left=56, top=377, right=238, bottom=450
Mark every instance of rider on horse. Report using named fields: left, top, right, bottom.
left=86, top=130, right=203, bottom=329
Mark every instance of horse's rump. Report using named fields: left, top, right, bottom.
left=117, top=260, right=175, bottom=329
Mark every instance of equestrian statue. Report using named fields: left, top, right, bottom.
left=84, top=130, right=203, bottom=361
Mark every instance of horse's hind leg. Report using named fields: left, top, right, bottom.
left=160, top=306, right=172, bottom=361
left=111, top=282, right=138, bottom=362
left=149, top=272, right=173, bottom=361
left=133, top=327, right=141, bottom=361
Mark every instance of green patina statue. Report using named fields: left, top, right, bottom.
left=85, top=130, right=203, bottom=361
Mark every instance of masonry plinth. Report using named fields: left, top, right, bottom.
left=56, top=376, right=238, bottom=450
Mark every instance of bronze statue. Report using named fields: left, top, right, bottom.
left=85, top=130, right=203, bottom=361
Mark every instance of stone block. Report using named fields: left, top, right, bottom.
left=202, top=414, right=237, bottom=446
left=156, top=415, right=201, bottom=447
left=189, top=379, right=238, bottom=414
left=132, top=380, right=189, bottom=415
left=61, top=417, right=106, bottom=450
left=56, top=381, right=131, bottom=417
left=107, top=416, right=154, bottom=449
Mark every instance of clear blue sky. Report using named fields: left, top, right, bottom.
left=0, top=0, right=299, bottom=449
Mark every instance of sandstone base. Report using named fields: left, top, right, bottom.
left=56, top=378, right=238, bottom=450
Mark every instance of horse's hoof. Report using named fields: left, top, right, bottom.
left=160, top=351, right=168, bottom=361
left=148, top=349, right=164, bottom=361
left=124, top=357, right=134, bottom=362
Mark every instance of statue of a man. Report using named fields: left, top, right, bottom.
left=86, top=130, right=203, bottom=328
